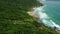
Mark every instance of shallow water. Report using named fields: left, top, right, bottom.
left=44, top=1, right=60, bottom=25
left=33, top=1, right=60, bottom=28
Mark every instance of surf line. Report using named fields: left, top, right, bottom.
left=34, top=6, right=60, bottom=30
left=36, top=0, right=60, bottom=32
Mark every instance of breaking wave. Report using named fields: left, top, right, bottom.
left=33, top=5, right=60, bottom=29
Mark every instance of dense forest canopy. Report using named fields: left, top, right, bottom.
left=0, top=0, right=42, bottom=20
left=0, top=0, right=58, bottom=34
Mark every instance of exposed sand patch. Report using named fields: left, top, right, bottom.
left=27, top=11, right=39, bottom=21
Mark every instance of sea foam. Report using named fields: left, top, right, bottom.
left=33, top=5, right=60, bottom=30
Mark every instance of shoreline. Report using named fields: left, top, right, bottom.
left=27, top=7, right=60, bottom=34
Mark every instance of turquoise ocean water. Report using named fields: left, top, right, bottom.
left=43, top=1, right=60, bottom=25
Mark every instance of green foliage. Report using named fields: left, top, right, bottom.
left=0, top=0, right=58, bottom=34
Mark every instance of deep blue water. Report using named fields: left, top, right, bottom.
left=44, top=1, right=60, bottom=25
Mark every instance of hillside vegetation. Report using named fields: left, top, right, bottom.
left=0, top=0, right=58, bottom=34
